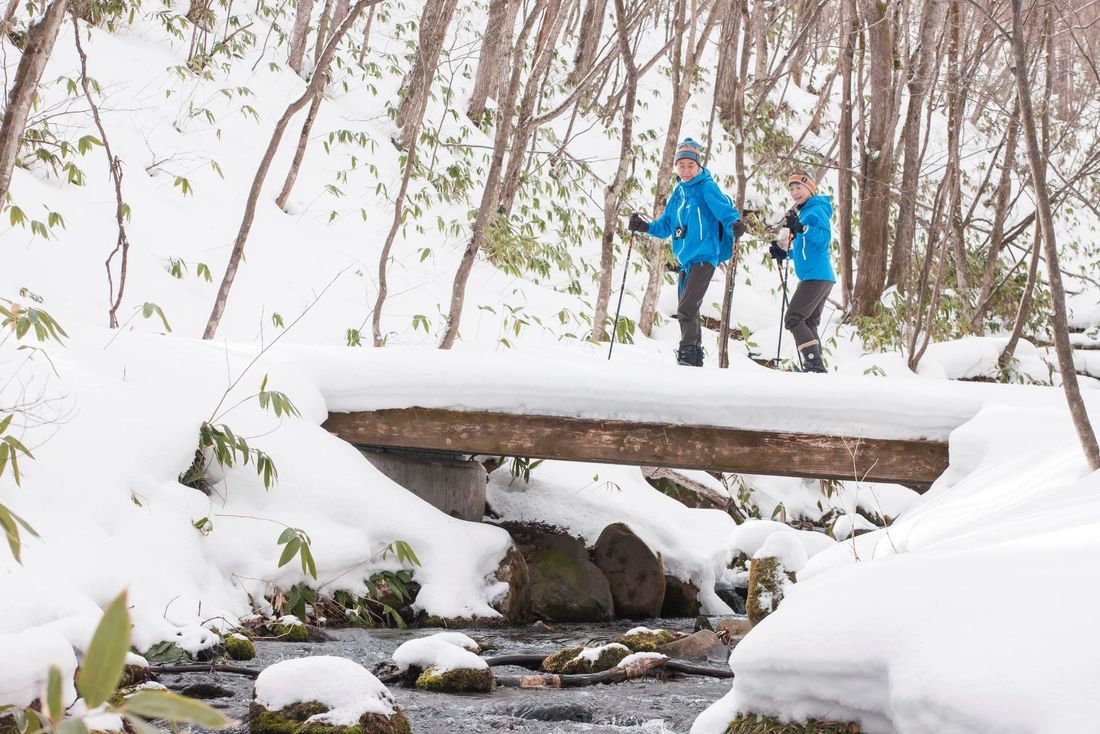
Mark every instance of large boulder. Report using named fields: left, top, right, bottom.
left=415, top=665, right=494, bottom=693
left=559, top=643, right=631, bottom=674
left=501, top=523, right=613, bottom=622
left=490, top=543, right=531, bottom=623
left=250, top=657, right=410, bottom=734
left=592, top=523, right=665, bottom=619
left=661, top=576, right=701, bottom=618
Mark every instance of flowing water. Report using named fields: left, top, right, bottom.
left=176, top=618, right=741, bottom=734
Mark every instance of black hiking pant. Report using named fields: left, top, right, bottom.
left=677, top=262, right=715, bottom=347
left=785, top=279, right=833, bottom=348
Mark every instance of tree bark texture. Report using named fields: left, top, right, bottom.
left=1008, top=0, right=1100, bottom=469
left=570, top=0, right=607, bottom=83
left=467, top=0, right=519, bottom=126
left=0, top=0, right=71, bottom=205
left=851, top=0, right=898, bottom=318
left=397, top=0, right=459, bottom=150
left=287, top=0, right=315, bottom=75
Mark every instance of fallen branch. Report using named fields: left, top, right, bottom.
left=484, top=654, right=547, bottom=668
left=148, top=663, right=260, bottom=678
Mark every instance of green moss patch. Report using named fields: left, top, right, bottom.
left=725, top=714, right=860, bottom=733
left=615, top=628, right=676, bottom=652
left=560, top=644, right=630, bottom=674
left=415, top=665, right=494, bottom=693
left=226, top=633, right=256, bottom=660
left=540, top=645, right=584, bottom=673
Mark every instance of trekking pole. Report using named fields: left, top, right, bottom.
left=774, top=242, right=788, bottom=368
left=717, top=240, right=741, bottom=369
left=609, top=220, right=645, bottom=360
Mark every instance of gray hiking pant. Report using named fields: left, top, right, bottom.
left=677, top=262, right=715, bottom=347
left=785, top=279, right=833, bottom=347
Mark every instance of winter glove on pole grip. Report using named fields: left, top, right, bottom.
left=732, top=218, right=747, bottom=239
left=784, top=209, right=805, bottom=234
left=768, top=241, right=788, bottom=261
left=628, top=212, right=649, bottom=233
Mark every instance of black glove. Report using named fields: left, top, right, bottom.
left=769, top=241, right=788, bottom=261
left=732, top=218, right=746, bottom=239
left=785, top=209, right=805, bottom=234
left=628, top=212, right=649, bottom=233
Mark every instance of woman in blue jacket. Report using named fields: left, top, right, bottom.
left=768, top=169, right=835, bottom=373
left=627, top=138, right=743, bottom=367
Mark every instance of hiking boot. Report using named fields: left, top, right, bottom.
left=799, top=345, right=827, bottom=373
left=676, top=344, right=705, bottom=367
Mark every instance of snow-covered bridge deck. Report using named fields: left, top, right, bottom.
left=283, top=347, right=995, bottom=489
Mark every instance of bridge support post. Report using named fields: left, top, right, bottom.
left=359, top=447, right=486, bottom=522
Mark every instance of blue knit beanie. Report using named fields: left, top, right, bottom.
left=674, top=137, right=703, bottom=164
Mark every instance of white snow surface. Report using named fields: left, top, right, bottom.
left=697, top=404, right=1100, bottom=733
left=0, top=1, right=1098, bottom=729
left=576, top=643, right=630, bottom=662
left=753, top=532, right=808, bottom=573
left=254, top=656, right=398, bottom=722
left=391, top=633, right=488, bottom=674
left=618, top=652, right=668, bottom=668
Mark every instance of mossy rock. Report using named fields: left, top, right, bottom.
left=725, top=714, right=860, bottom=733
left=268, top=621, right=310, bottom=642
left=414, top=614, right=509, bottom=629
left=249, top=702, right=411, bottom=734
left=540, top=645, right=585, bottom=673
left=226, top=633, right=256, bottom=660
left=414, top=665, right=494, bottom=693
left=615, top=629, right=676, bottom=652
left=560, top=644, right=630, bottom=674
left=746, top=556, right=795, bottom=626
left=109, top=682, right=167, bottom=707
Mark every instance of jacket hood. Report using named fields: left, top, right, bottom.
left=680, top=167, right=713, bottom=188
left=800, top=194, right=832, bottom=216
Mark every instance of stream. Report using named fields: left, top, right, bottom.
left=173, top=618, right=741, bottom=734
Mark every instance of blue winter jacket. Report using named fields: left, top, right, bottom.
left=789, top=195, right=835, bottom=282
left=646, top=168, right=741, bottom=270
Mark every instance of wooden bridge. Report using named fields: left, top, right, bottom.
left=323, top=407, right=949, bottom=489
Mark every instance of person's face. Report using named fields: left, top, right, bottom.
left=676, top=158, right=701, bottom=182
left=789, top=181, right=812, bottom=205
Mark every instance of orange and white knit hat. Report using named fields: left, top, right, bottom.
left=788, top=169, right=817, bottom=194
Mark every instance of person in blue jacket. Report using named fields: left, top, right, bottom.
left=768, top=169, right=835, bottom=373
left=627, top=138, right=744, bottom=367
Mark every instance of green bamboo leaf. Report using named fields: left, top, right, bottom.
left=77, top=591, right=131, bottom=707
left=276, top=527, right=297, bottom=544
left=58, top=718, right=89, bottom=734
left=300, top=543, right=317, bottom=579
left=121, top=690, right=232, bottom=728
left=122, top=714, right=167, bottom=734
left=46, top=667, right=63, bottom=722
left=277, top=538, right=300, bottom=568
left=0, top=414, right=12, bottom=433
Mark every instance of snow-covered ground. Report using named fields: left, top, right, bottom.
left=1, top=1, right=1099, bottom=732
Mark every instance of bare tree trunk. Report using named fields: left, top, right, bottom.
left=203, top=0, right=375, bottom=339
left=495, top=0, right=569, bottom=217
left=0, top=0, right=70, bottom=205
left=186, top=0, right=213, bottom=29
left=998, top=221, right=1041, bottom=369
left=287, top=0, right=315, bottom=75
left=887, top=0, right=937, bottom=293
left=571, top=0, right=606, bottom=83
left=850, top=0, right=898, bottom=317
left=467, top=0, right=519, bottom=126
left=372, top=142, right=420, bottom=346
left=439, top=3, right=543, bottom=349
left=275, top=0, right=355, bottom=209
left=713, top=0, right=739, bottom=128
left=968, top=108, right=1018, bottom=331
left=944, top=0, right=969, bottom=295
left=1008, top=0, right=1099, bottom=468
left=592, top=0, right=639, bottom=342
left=397, top=0, right=459, bottom=150
left=836, top=0, right=855, bottom=310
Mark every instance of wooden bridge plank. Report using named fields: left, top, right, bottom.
left=323, top=408, right=948, bottom=489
